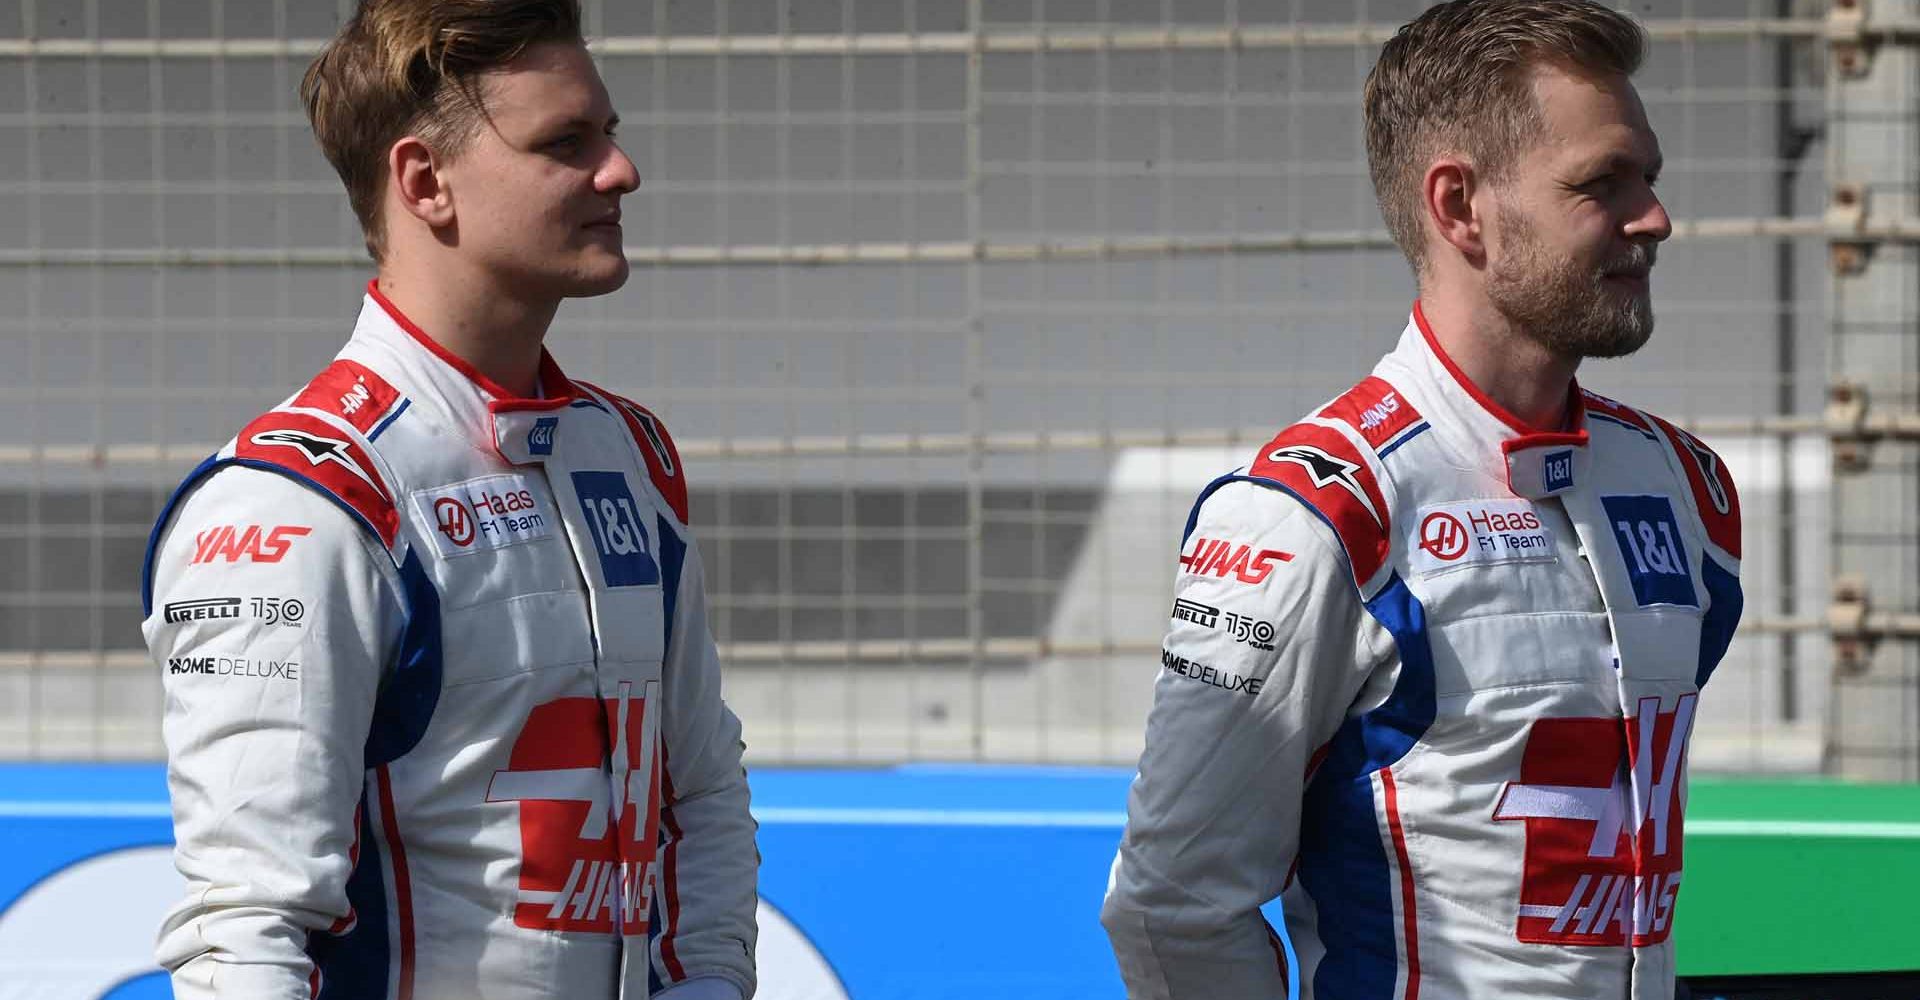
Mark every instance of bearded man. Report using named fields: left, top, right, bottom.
left=1101, top=3, right=1743, bottom=999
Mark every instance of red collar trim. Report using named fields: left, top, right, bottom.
left=1500, top=430, right=1589, bottom=460
left=366, top=279, right=576, bottom=407
left=1411, top=300, right=1585, bottom=439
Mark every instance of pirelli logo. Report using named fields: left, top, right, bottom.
left=1172, top=598, right=1218, bottom=627
left=163, top=598, right=241, bottom=624
left=160, top=596, right=305, bottom=628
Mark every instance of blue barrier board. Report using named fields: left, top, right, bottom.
left=0, top=764, right=1142, bottom=999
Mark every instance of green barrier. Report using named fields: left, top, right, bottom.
left=1678, top=779, right=1920, bottom=977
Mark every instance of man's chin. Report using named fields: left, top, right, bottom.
left=1578, top=312, right=1653, bottom=359
left=563, top=256, right=632, bottom=298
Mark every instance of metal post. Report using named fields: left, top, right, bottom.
left=1825, top=0, right=1920, bottom=780
left=1774, top=0, right=1819, bottom=724
left=963, top=0, right=987, bottom=760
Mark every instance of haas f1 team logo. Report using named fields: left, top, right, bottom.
left=435, top=497, right=476, bottom=546
left=1494, top=693, right=1697, bottom=947
left=486, top=681, right=663, bottom=935
left=1418, top=512, right=1469, bottom=561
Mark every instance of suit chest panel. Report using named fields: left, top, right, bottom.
left=1388, top=444, right=1705, bottom=703
left=391, top=416, right=668, bottom=688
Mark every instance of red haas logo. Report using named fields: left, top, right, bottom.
left=1418, top=512, right=1469, bottom=561
left=1471, top=508, right=1541, bottom=533
left=471, top=488, right=538, bottom=517
left=435, top=498, right=476, bottom=547
left=1494, top=694, right=1697, bottom=947
left=189, top=525, right=312, bottom=564
left=1179, top=537, right=1293, bottom=584
left=485, top=681, right=663, bottom=935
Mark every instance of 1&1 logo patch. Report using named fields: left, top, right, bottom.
left=572, top=471, right=661, bottom=587
left=529, top=416, right=558, bottom=456
left=1600, top=494, right=1697, bottom=608
left=1543, top=449, right=1575, bottom=493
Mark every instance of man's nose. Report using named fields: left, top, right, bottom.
left=1627, top=188, right=1672, bottom=244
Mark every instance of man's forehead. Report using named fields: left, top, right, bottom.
left=479, top=42, right=611, bottom=123
left=1530, top=66, right=1660, bottom=163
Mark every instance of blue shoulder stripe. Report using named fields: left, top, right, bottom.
left=363, top=548, right=443, bottom=768
left=1697, top=553, right=1743, bottom=688
left=141, top=453, right=221, bottom=617
left=656, top=514, right=689, bottom=657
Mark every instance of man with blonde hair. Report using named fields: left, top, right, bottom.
left=1103, top=2, right=1743, bottom=997
left=142, top=2, right=757, bottom=997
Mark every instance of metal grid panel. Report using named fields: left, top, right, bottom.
left=0, top=0, right=1862, bottom=770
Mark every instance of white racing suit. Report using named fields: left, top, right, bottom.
left=1102, top=304, right=1743, bottom=1000
left=142, top=284, right=757, bottom=1000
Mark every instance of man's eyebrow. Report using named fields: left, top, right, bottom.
left=541, top=111, right=619, bottom=133
left=1583, top=151, right=1663, bottom=177
left=537, top=110, right=618, bottom=134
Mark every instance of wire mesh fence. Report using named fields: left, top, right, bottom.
left=0, top=0, right=1894, bottom=772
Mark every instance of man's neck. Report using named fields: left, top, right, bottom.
left=374, top=262, right=558, bottom=399
left=1417, top=287, right=1580, bottom=432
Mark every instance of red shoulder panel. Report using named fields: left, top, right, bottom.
left=1248, top=422, right=1390, bottom=583
left=292, top=360, right=405, bottom=436
left=235, top=411, right=400, bottom=547
left=1646, top=414, right=1741, bottom=558
left=1318, top=376, right=1423, bottom=450
left=576, top=380, right=691, bottom=524
left=1580, top=388, right=1655, bottom=437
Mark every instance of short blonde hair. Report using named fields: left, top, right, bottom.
left=299, top=0, right=584, bottom=260
left=1363, top=0, right=1646, bottom=273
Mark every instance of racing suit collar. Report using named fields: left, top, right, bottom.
left=1406, top=301, right=1591, bottom=500
left=365, top=278, right=577, bottom=409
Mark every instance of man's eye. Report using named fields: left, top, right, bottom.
left=548, top=135, right=583, bottom=152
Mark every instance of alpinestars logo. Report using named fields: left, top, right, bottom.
left=1264, top=444, right=1384, bottom=527
left=248, top=428, right=381, bottom=491
left=623, top=403, right=677, bottom=478
left=1678, top=433, right=1731, bottom=515
left=486, top=680, right=662, bottom=935
left=1492, top=693, right=1697, bottom=947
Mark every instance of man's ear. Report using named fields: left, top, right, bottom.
left=389, top=136, right=455, bottom=228
left=1422, top=156, right=1485, bottom=264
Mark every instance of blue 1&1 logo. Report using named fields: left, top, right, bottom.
left=528, top=416, right=558, bottom=456
left=1600, top=494, right=1697, bottom=608
left=571, top=471, right=661, bottom=587
left=1543, top=449, right=1575, bottom=493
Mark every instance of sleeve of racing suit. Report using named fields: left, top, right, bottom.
left=652, top=528, right=758, bottom=999
left=145, top=466, right=405, bottom=1000
left=1101, top=480, right=1389, bottom=999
